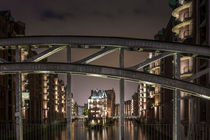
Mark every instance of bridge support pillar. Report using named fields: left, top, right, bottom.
left=119, top=48, right=124, bottom=140
left=173, top=53, right=181, bottom=140
left=67, top=47, right=72, bottom=140
left=15, top=46, right=23, bottom=140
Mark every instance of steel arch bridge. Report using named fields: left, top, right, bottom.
left=0, top=35, right=210, bottom=140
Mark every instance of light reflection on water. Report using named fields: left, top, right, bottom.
left=57, top=120, right=149, bottom=140
left=47, top=120, right=171, bottom=140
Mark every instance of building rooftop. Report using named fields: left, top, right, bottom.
left=89, top=89, right=107, bottom=99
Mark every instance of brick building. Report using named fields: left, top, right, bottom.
left=0, top=11, right=25, bottom=122
left=0, top=11, right=68, bottom=123
left=88, top=89, right=108, bottom=123
left=131, top=92, right=139, bottom=116
left=140, top=0, right=210, bottom=134
left=115, top=104, right=119, bottom=116
left=88, top=89, right=116, bottom=120
left=124, top=100, right=131, bottom=116
left=106, top=89, right=115, bottom=117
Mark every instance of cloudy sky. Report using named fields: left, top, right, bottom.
left=1, top=0, right=172, bottom=105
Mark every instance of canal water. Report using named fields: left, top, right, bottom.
left=2, top=120, right=208, bottom=140
left=72, top=120, right=143, bottom=140
left=49, top=120, right=172, bottom=140
left=0, top=120, right=172, bottom=140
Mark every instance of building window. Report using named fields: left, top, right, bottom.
left=181, top=59, right=191, bottom=74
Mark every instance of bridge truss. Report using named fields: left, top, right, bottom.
left=0, top=36, right=210, bottom=140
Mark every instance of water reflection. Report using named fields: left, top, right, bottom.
left=21, top=120, right=171, bottom=140
left=73, top=120, right=118, bottom=140
left=72, top=120, right=171, bottom=140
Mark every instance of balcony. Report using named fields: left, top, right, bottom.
left=43, top=85, right=49, bottom=89
left=172, top=19, right=192, bottom=34
left=183, top=16, right=192, bottom=22
left=44, top=91, right=49, bottom=95
left=54, top=87, right=58, bottom=91
left=54, top=102, right=59, bottom=105
left=174, top=31, right=192, bottom=43
left=153, top=92, right=160, bottom=96
left=43, top=75, right=49, bottom=81
left=181, top=71, right=193, bottom=79
left=172, top=1, right=192, bottom=19
left=175, top=16, right=192, bottom=25
left=180, top=66, right=193, bottom=79
left=22, top=92, right=30, bottom=100
left=149, top=64, right=160, bottom=71
left=152, top=103, right=160, bottom=107
left=43, top=96, right=49, bottom=101
left=43, top=79, right=49, bottom=83
left=139, top=109, right=146, bottom=112
left=181, top=56, right=192, bottom=61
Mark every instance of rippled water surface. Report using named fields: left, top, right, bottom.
left=53, top=120, right=172, bottom=140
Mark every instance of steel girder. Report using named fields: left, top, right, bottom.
left=0, top=62, right=209, bottom=99
left=0, top=36, right=210, bottom=99
left=129, top=52, right=174, bottom=70
left=25, top=46, right=66, bottom=62
left=74, top=48, right=117, bottom=64
left=0, top=36, right=210, bottom=57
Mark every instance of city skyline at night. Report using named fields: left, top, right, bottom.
left=0, top=0, right=173, bottom=105
left=0, top=0, right=210, bottom=140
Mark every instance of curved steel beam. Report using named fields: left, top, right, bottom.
left=184, top=68, right=210, bottom=81
left=0, top=62, right=209, bottom=99
left=74, top=48, right=117, bottom=64
left=129, top=52, right=174, bottom=70
left=25, top=45, right=66, bottom=62
left=0, top=36, right=210, bottom=57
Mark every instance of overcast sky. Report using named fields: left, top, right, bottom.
left=1, top=0, right=172, bottom=105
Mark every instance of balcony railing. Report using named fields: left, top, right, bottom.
left=181, top=68, right=193, bottom=78
left=172, top=1, right=192, bottom=21
left=43, top=85, right=49, bottom=89
left=153, top=92, right=160, bottom=96
left=149, top=64, right=160, bottom=71
left=172, top=19, right=192, bottom=35
left=43, top=77, right=49, bottom=82
left=43, top=97, right=49, bottom=101
left=22, top=92, right=30, bottom=100
left=183, top=16, right=192, bottom=22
